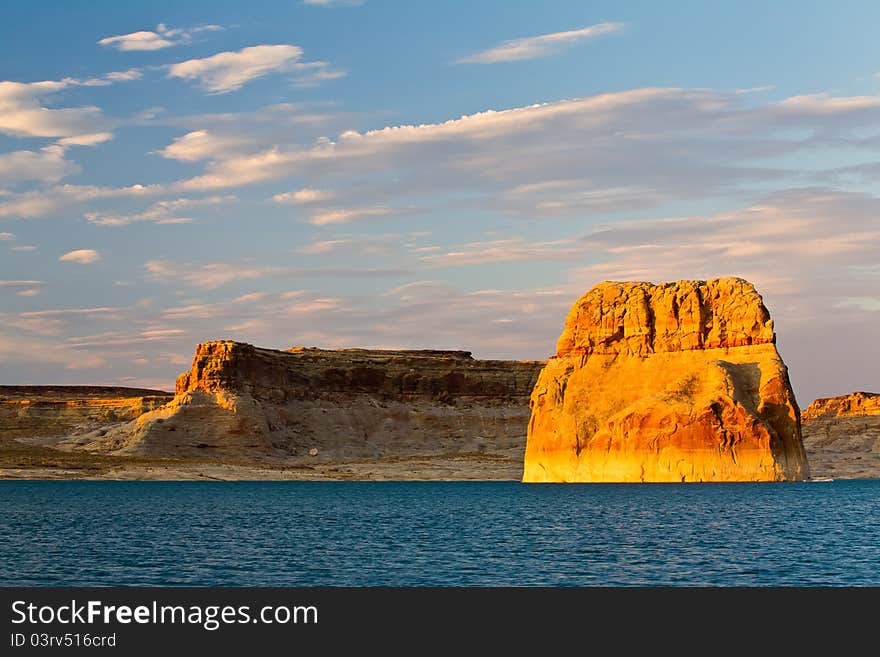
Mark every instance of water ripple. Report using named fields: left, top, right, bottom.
left=1, top=480, right=878, bottom=586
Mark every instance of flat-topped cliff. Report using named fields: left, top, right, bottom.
left=0, top=386, right=172, bottom=442
left=524, top=278, right=809, bottom=482
left=801, top=392, right=880, bottom=479
left=69, top=341, right=544, bottom=467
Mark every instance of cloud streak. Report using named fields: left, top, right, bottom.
left=98, top=23, right=222, bottom=51
left=59, top=249, right=101, bottom=264
left=84, top=195, right=235, bottom=226
left=458, top=22, right=624, bottom=64
left=168, top=44, right=344, bottom=93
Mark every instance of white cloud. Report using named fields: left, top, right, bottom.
left=172, top=85, right=880, bottom=236
left=307, top=206, right=403, bottom=225
left=0, top=279, right=44, bottom=287
left=0, top=331, right=108, bottom=370
left=168, top=44, right=344, bottom=93
left=273, top=188, right=335, bottom=204
left=290, top=67, right=347, bottom=88
left=11, top=246, right=36, bottom=251
left=0, top=79, right=105, bottom=138
left=12, top=306, right=120, bottom=317
left=84, top=195, right=234, bottom=226
left=56, top=132, right=114, bottom=147
left=174, top=88, right=741, bottom=193
left=0, top=69, right=138, bottom=142
left=421, top=238, right=583, bottom=267
left=98, top=23, right=222, bottom=51
left=144, top=258, right=408, bottom=289
left=0, top=182, right=161, bottom=218
left=99, top=31, right=174, bottom=51
left=297, top=232, right=422, bottom=256
left=0, top=146, right=79, bottom=185
left=0, top=232, right=13, bottom=240
left=299, top=239, right=354, bottom=254
left=572, top=189, right=880, bottom=304
left=145, top=259, right=283, bottom=289
left=104, top=69, right=143, bottom=82
left=458, top=22, right=624, bottom=64
left=59, top=249, right=101, bottom=264
left=158, top=130, right=253, bottom=161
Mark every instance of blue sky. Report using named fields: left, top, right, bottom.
left=1, top=0, right=879, bottom=403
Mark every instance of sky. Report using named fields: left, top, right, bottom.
left=1, top=0, right=879, bottom=404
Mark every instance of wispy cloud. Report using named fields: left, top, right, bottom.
left=458, top=22, right=624, bottom=64
left=57, top=132, right=114, bottom=147
left=98, top=23, right=222, bottom=51
left=0, top=182, right=160, bottom=219
left=168, top=44, right=344, bottom=93
left=59, top=249, right=101, bottom=264
left=84, top=195, right=235, bottom=226
left=307, top=206, right=406, bottom=226
left=297, top=232, right=427, bottom=256
left=104, top=69, right=143, bottom=82
left=273, top=188, right=336, bottom=204
left=421, top=238, right=583, bottom=267
left=145, top=258, right=409, bottom=289
left=157, top=130, right=255, bottom=161
left=0, top=146, right=79, bottom=185
left=0, top=279, right=44, bottom=287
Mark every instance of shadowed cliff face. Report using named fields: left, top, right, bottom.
left=801, top=392, right=880, bottom=479
left=71, top=342, right=544, bottom=462
left=524, top=278, right=810, bottom=483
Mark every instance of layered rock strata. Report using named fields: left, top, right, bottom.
left=523, top=278, right=810, bottom=482
left=71, top=342, right=544, bottom=462
left=0, top=386, right=172, bottom=442
left=801, top=392, right=880, bottom=479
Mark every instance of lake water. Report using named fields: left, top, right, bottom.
left=1, top=480, right=878, bottom=586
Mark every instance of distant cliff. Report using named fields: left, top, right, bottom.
left=523, top=278, right=809, bottom=482
left=0, top=386, right=172, bottom=442
left=70, top=341, right=544, bottom=464
left=801, top=392, right=880, bottom=479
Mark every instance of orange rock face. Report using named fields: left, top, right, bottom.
left=523, top=278, right=810, bottom=482
left=802, top=392, right=880, bottom=422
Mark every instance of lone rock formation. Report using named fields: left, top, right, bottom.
left=523, top=278, right=809, bottom=482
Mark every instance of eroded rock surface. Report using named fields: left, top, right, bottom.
left=0, top=386, right=172, bottom=443
left=70, top=342, right=544, bottom=463
left=523, top=278, right=809, bottom=482
left=802, top=392, right=880, bottom=479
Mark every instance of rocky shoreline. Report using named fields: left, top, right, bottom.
left=1, top=382, right=876, bottom=481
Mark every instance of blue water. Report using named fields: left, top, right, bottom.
left=1, top=480, right=878, bottom=586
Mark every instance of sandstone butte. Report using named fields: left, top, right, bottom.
left=68, top=342, right=544, bottom=463
left=523, top=277, right=810, bottom=483
left=801, top=391, right=880, bottom=479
